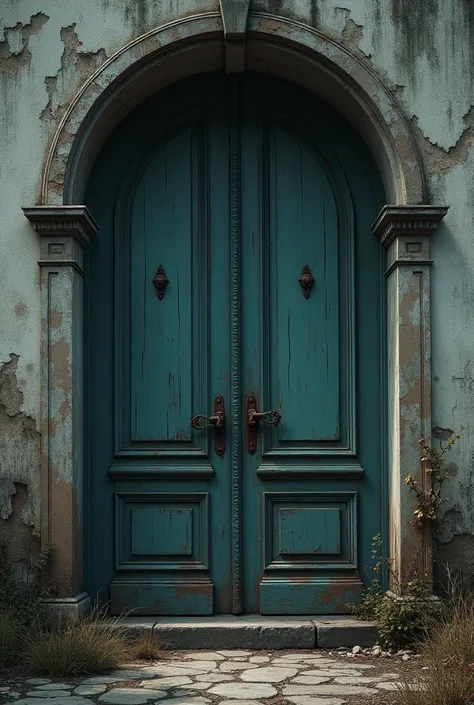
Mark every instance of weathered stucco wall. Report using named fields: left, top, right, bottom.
left=1, top=0, right=473, bottom=578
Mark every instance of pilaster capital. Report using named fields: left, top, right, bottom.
left=372, top=205, right=448, bottom=248
left=23, top=205, right=98, bottom=248
left=372, top=205, right=448, bottom=275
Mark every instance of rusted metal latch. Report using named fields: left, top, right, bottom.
left=298, top=264, right=314, bottom=299
left=246, top=393, right=281, bottom=454
left=190, top=394, right=226, bottom=455
left=153, top=264, right=169, bottom=299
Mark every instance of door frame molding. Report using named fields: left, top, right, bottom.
left=23, top=10, right=448, bottom=617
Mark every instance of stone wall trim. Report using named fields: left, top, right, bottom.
left=23, top=206, right=97, bottom=609
left=373, top=204, right=448, bottom=588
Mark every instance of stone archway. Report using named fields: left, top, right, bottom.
left=41, top=11, right=425, bottom=207
left=23, top=7, right=447, bottom=618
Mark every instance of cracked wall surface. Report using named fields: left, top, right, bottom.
left=1, top=0, right=473, bottom=572
left=0, top=354, right=41, bottom=561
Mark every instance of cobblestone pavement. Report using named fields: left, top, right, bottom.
left=0, top=650, right=421, bottom=705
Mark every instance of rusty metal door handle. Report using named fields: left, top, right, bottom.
left=190, top=394, right=225, bottom=455
left=246, top=394, right=281, bottom=454
left=248, top=409, right=282, bottom=426
left=190, top=414, right=224, bottom=429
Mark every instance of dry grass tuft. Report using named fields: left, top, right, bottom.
left=23, top=604, right=129, bottom=677
left=126, top=630, right=163, bottom=661
left=396, top=668, right=474, bottom=705
left=397, top=672, right=474, bottom=705
left=396, top=598, right=474, bottom=705
left=424, top=598, right=474, bottom=666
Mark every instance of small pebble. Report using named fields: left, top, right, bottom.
left=402, top=654, right=410, bottom=661
left=352, top=645, right=362, bottom=655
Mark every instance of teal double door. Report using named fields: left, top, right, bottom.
left=85, top=73, right=385, bottom=615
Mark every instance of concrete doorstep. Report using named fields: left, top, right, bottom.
left=121, top=615, right=379, bottom=650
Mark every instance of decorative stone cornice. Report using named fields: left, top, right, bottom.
left=23, top=205, right=98, bottom=248
left=372, top=205, right=449, bottom=248
left=219, top=0, right=250, bottom=72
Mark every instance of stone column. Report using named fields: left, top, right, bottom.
left=23, top=206, right=98, bottom=619
left=372, top=206, right=448, bottom=590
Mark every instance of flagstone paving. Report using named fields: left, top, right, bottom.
left=0, top=649, right=423, bottom=705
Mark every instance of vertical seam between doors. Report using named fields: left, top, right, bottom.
left=230, top=79, right=242, bottom=614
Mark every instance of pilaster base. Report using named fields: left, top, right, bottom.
left=42, top=591, right=92, bottom=626
left=385, top=590, right=441, bottom=604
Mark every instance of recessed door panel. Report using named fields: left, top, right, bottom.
left=130, top=130, right=194, bottom=444
left=117, top=126, right=213, bottom=458
left=268, top=125, right=340, bottom=445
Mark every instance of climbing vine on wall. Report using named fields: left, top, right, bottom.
left=404, top=427, right=464, bottom=535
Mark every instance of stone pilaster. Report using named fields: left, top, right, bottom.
left=23, top=206, right=98, bottom=619
left=372, top=205, right=448, bottom=589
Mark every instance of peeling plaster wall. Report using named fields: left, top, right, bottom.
left=0, top=354, right=40, bottom=541
left=1, top=0, right=473, bottom=572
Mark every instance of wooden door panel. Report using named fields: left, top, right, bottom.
left=110, top=490, right=213, bottom=615
left=130, top=130, right=194, bottom=444
left=115, top=493, right=209, bottom=569
left=239, top=76, right=381, bottom=614
left=242, top=118, right=357, bottom=464
left=86, top=77, right=234, bottom=615
left=259, top=491, right=360, bottom=613
left=116, top=125, right=210, bottom=458
left=267, top=125, right=340, bottom=446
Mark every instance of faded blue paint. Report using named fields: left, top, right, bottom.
left=131, top=509, right=193, bottom=556
left=269, top=125, right=340, bottom=442
left=279, top=508, right=341, bottom=555
left=130, top=129, right=194, bottom=443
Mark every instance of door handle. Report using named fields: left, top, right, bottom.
left=246, top=393, right=281, bottom=454
left=190, top=394, right=225, bottom=455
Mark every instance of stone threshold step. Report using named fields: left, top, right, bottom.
left=121, top=615, right=378, bottom=650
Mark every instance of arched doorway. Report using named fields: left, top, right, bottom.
left=84, top=72, right=385, bottom=615
left=23, top=13, right=447, bottom=620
